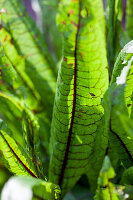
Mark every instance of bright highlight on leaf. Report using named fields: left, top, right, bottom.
left=116, top=56, right=133, bottom=85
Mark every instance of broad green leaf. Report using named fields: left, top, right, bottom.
left=103, top=83, right=133, bottom=172
left=49, top=0, right=108, bottom=196
left=94, top=156, right=125, bottom=200
left=0, top=120, right=39, bottom=178
left=109, top=85, right=133, bottom=167
left=85, top=117, right=108, bottom=192
left=110, top=41, right=133, bottom=84
left=118, top=115, right=133, bottom=185
left=118, top=112, right=133, bottom=147
left=1, top=176, right=61, bottom=200
left=126, top=0, right=133, bottom=39
left=111, top=40, right=133, bottom=114
left=103, top=40, right=133, bottom=171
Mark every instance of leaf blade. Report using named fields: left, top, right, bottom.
left=0, top=120, right=38, bottom=178
left=49, top=0, right=108, bottom=195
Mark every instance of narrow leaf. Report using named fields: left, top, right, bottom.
left=38, top=0, right=62, bottom=61
left=126, top=0, right=133, bottom=39
left=106, top=0, right=122, bottom=73
left=0, top=120, right=38, bottom=178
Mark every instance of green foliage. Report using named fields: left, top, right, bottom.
left=95, top=156, right=125, bottom=200
left=0, top=0, right=133, bottom=199
left=49, top=0, right=108, bottom=196
left=126, top=0, right=133, bottom=39
left=106, top=0, right=122, bottom=72
left=0, top=120, right=38, bottom=177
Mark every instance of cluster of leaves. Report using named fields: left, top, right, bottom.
left=0, top=0, right=133, bottom=199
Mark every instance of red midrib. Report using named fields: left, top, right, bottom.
left=58, top=1, right=81, bottom=188
left=1, top=131, right=38, bottom=178
left=109, top=120, right=133, bottom=163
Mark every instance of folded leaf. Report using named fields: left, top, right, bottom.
left=1, top=176, right=61, bottom=200
left=49, top=0, right=108, bottom=195
left=0, top=120, right=38, bottom=178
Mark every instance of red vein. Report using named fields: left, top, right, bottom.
left=58, top=1, right=81, bottom=188
left=109, top=121, right=133, bottom=163
left=0, top=131, right=38, bottom=178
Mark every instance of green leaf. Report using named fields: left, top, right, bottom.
left=94, top=156, right=125, bottom=200
left=0, top=90, right=39, bottom=144
left=0, top=27, right=53, bottom=148
left=0, top=28, right=41, bottom=105
left=22, top=110, right=44, bottom=179
left=0, top=0, right=57, bottom=118
left=122, top=166, right=133, bottom=185
left=1, top=176, right=61, bottom=200
left=49, top=0, right=108, bottom=196
left=104, top=83, right=133, bottom=169
left=111, top=41, right=133, bottom=85
left=38, top=0, right=62, bottom=61
left=126, top=0, right=133, bottom=39
left=0, top=120, right=39, bottom=178
left=0, top=91, right=24, bottom=143
left=111, top=40, right=133, bottom=114
left=0, top=41, right=39, bottom=111
left=103, top=41, right=133, bottom=170
left=106, top=0, right=122, bottom=73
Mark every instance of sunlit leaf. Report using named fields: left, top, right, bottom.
left=49, top=0, right=108, bottom=196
